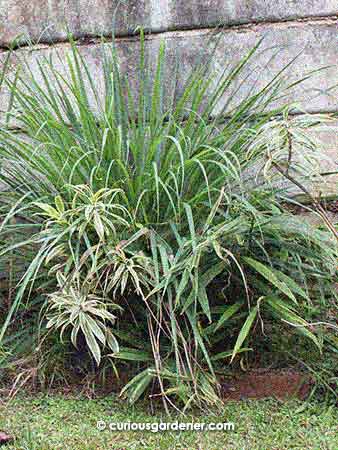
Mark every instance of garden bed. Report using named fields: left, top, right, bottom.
left=220, top=369, right=312, bottom=401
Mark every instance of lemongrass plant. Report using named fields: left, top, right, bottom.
left=0, top=31, right=337, bottom=411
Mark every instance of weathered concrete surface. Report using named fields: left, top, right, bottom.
left=313, top=122, right=338, bottom=174
left=166, top=0, right=338, bottom=30
left=0, top=1, right=149, bottom=46
left=0, top=0, right=338, bottom=46
left=291, top=121, right=338, bottom=198
left=1, top=20, right=337, bottom=123
left=310, top=121, right=338, bottom=199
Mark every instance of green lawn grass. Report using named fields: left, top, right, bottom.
left=0, top=394, right=337, bottom=449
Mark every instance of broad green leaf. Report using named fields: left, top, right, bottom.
left=186, top=308, right=215, bottom=376
left=128, top=373, right=153, bottom=404
left=230, top=306, right=258, bottom=363
left=55, top=195, right=65, bottom=214
left=200, top=261, right=226, bottom=286
left=34, top=202, right=60, bottom=220
left=273, top=269, right=308, bottom=301
left=243, top=257, right=297, bottom=303
left=197, top=284, right=211, bottom=322
left=81, top=321, right=102, bottom=366
left=266, top=296, right=321, bottom=350
left=120, top=368, right=153, bottom=402
left=93, top=211, right=105, bottom=240
left=214, top=302, right=243, bottom=332
left=212, top=347, right=252, bottom=361
left=184, top=203, right=196, bottom=252
left=110, top=349, right=153, bottom=362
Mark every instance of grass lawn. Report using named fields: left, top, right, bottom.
left=0, top=394, right=337, bottom=449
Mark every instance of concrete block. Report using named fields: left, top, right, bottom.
left=0, top=1, right=337, bottom=46
left=0, top=1, right=149, bottom=46
left=165, top=0, right=338, bottom=31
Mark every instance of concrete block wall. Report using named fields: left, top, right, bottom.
left=1, top=1, right=338, bottom=45
left=0, top=1, right=337, bottom=196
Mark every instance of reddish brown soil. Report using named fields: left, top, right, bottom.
left=0, top=369, right=315, bottom=403
left=284, top=199, right=338, bottom=215
left=220, top=369, right=312, bottom=401
left=327, top=200, right=338, bottom=213
left=0, top=432, right=13, bottom=446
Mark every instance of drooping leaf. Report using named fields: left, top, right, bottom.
left=230, top=306, right=258, bottom=363
left=266, top=296, right=321, bottom=350
left=214, top=302, right=243, bottom=332
left=243, top=257, right=297, bottom=303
